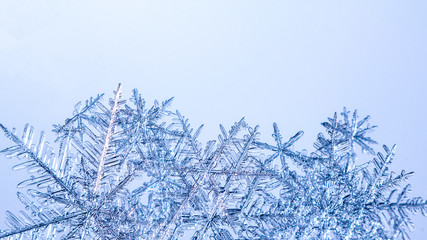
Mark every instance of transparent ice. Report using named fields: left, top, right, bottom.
left=0, top=85, right=426, bottom=239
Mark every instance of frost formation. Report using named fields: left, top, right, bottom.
left=0, top=84, right=426, bottom=239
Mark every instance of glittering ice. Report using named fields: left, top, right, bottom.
left=0, top=85, right=426, bottom=239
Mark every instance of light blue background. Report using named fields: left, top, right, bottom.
left=0, top=0, right=426, bottom=238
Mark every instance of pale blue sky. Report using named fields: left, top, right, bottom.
left=0, top=0, right=426, bottom=238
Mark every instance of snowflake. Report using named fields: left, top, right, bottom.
left=0, top=84, right=425, bottom=239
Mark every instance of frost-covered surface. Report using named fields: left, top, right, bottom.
left=0, top=85, right=426, bottom=239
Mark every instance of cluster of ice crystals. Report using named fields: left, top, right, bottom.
left=0, top=85, right=426, bottom=239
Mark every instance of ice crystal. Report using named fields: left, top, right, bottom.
left=0, top=84, right=426, bottom=239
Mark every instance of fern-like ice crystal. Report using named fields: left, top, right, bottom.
left=0, top=85, right=426, bottom=239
